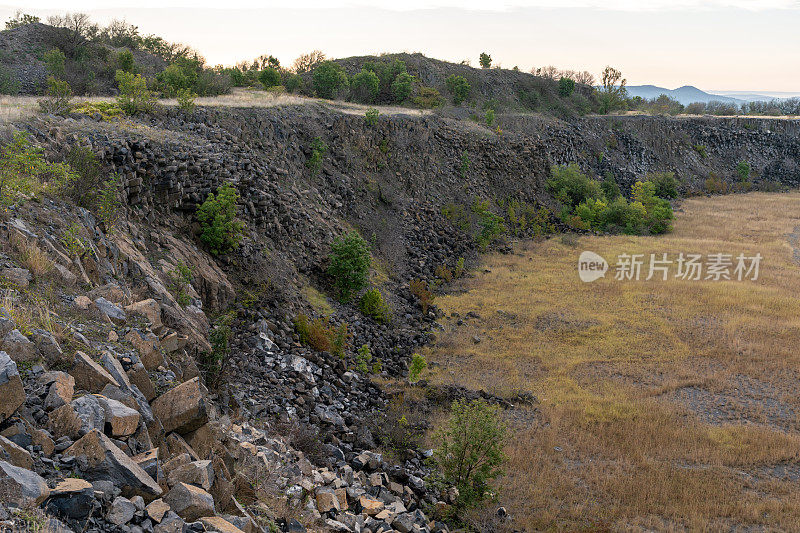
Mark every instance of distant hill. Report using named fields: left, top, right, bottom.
left=626, top=85, right=746, bottom=105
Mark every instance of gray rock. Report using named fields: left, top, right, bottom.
left=95, top=297, right=127, bottom=323
left=107, top=496, right=137, bottom=525
left=71, top=394, right=106, bottom=436
left=1, top=329, right=36, bottom=363
left=2, top=267, right=31, bottom=288
left=0, top=352, right=24, bottom=422
left=0, top=460, right=49, bottom=506
left=162, top=482, right=215, bottom=521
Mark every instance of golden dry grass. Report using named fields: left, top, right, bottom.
left=426, top=191, right=800, bottom=531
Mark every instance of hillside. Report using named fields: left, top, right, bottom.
left=0, top=22, right=165, bottom=95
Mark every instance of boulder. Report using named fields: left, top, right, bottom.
left=146, top=498, right=171, bottom=523
left=107, top=496, right=137, bottom=526
left=125, top=299, right=163, bottom=329
left=126, top=329, right=164, bottom=371
left=199, top=517, right=246, bottom=533
left=2, top=267, right=31, bottom=288
left=316, top=489, right=341, bottom=513
left=359, top=495, right=384, bottom=516
left=0, top=352, right=24, bottom=422
left=96, top=395, right=140, bottom=437
left=41, top=371, right=75, bottom=411
left=71, top=394, right=106, bottom=436
left=48, top=403, right=82, bottom=439
left=151, top=377, right=209, bottom=435
left=64, top=430, right=162, bottom=500
left=154, top=511, right=186, bottom=533
left=0, top=460, right=49, bottom=506
left=163, top=482, right=215, bottom=521
left=0, top=434, right=32, bottom=469
left=1, top=329, right=36, bottom=363
left=94, top=297, right=127, bottom=324
left=166, top=459, right=214, bottom=491
left=44, top=478, right=95, bottom=519
left=73, top=295, right=92, bottom=310
left=127, top=362, right=157, bottom=401
left=30, top=329, right=64, bottom=364
left=71, top=351, right=119, bottom=392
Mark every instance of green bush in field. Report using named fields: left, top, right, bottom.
left=258, top=67, right=281, bottom=89
left=558, top=77, right=575, bottom=97
left=313, top=61, right=348, bottom=99
left=434, top=399, right=507, bottom=509
left=116, top=70, right=157, bottom=115
left=391, top=72, right=414, bottom=103
left=350, top=69, right=380, bottom=103
left=43, top=48, right=66, bottom=77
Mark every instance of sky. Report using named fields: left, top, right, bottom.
left=5, top=0, right=800, bottom=93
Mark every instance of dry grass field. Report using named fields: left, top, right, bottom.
left=425, top=191, right=800, bottom=531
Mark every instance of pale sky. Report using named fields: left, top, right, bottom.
left=6, top=1, right=800, bottom=92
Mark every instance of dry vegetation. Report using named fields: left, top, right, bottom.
left=426, top=191, right=800, bottom=530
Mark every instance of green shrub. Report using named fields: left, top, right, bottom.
left=355, top=344, right=380, bottom=374
left=313, top=61, right=348, bottom=99
left=412, top=86, right=443, bottom=109
left=116, top=49, right=137, bottom=73
left=0, top=66, right=20, bottom=95
left=43, top=49, right=66, bottom=78
left=409, top=279, right=434, bottom=314
left=5, top=12, right=39, bottom=29
left=409, top=353, right=427, bottom=382
left=283, top=73, right=301, bottom=93
left=350, top=69, right=380, bottom=103
left=737, top=161, right=751, bottom=182
left=693, top=144, right=708, bottom=159
left=0, top=132, right=75, bottom=208
left=479, top=52, right=491, bottom=69
left=485, top=108, right=495, bottom=127
left=391, top=72, right=414, bottom=103
left=547, top=163, right=602, bottom=209
left=359, top=288, right=391, bottom=324
left=176, top=88, right=197, bottom=113
left=196, top=183, right=245, bottom=255
left=306, top=137, right=328, bottom=175
left=473, top=200, right=506, bottom=250
left=434, top=399, right=508, bottom=508
left=38, top=77, right=72, bottom=115
left=364, top=108, right=379, bottom=126
left=446, top=75, right=471, bottom=105
left=558, top=77, right=575, bottom=97
left=600, top=173, right=621, bottom=200
left=328, top=231, right=371, bottom=302
left=203, top=312, right=234, bottom=386
left=167, top=260, right=193, bottom=306
left=258, top=67, right=281, bottom=89
left=646, top=171, right=678, bottom=199
left=460, top=152, right=470, bottom=179
left=115, top=70, right=157, bottom=115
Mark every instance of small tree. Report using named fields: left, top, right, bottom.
left=327, top=231, right=371, bottom=302
left=115, top=70, right=157, bottom=115
left=350, top=69, right=380, bottom=103
left=558, top=77, right=575, bottom=97
left=446, top=75, right=471, bottom=105
left=283, top=73, right=301, bottom=93
left=737, top=161, right=751, bottom=182
left=43, top=49, right=66, bottom=78
left=258, top=67, right=281, bottom=89
left=598, top=66, right=627, bottom=114
left=116, top=49, right=137, bottom=73
left=479, top=52, right=492, bottom=69
left=196, top=183, right=245, bottom=255
left=391, top=72, right=414, bottom=103
left=408, top=353, right=427, bottom=382
left=5, top=11, right=39, bottom=30
left=313, top=61, right=348, bottom=99
left=176, top=88, right=197, bottom=113
left=38, top=77, right=73, bottom=115
left=434, top=399, right=507, bottom=508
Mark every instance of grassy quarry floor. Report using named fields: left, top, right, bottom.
left=425, top=191, right=800, bottom=531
